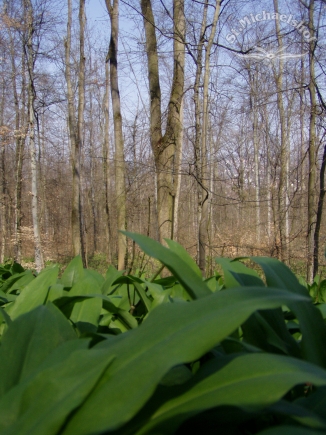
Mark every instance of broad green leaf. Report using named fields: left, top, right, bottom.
left=10, top=262, right=25, bottom=275
left=296, top=386, right=326, bottom=421
left=60, top=256, right=84, bottom=289
left=122, top=231, right=211, bottom=299
left=0, top=303, right=76, bottom=397
left=62, top=286, right=308, bottom=435
left=216, top=258, right=264, bottom=288
left=136, top=354, right=326, bottom=435
left=0, top=271, right=35, bottom=294
left=6, top=267, right=59, bottom=320
left=165, top=239, right=202, bottom=279
left=0, top=290, right=15, bottom=304
left=317, top=304, right=326, bottom=319
left=69, top=274, right=102, bottom=334
left=83, top=268, right=105, bottom=287
left=0, top=306, right=11, bottom=326
left=109, top=281, right=140, bottom=311
left=145, top=281, right=169, bottom=308
left=53, top=294, right=138, bottom=331
left=133, top=281, right=152, bottom=312
left=218, top=258, right=300, bottom=357
left=46, top=283, right=64, bottom=302
left=0, top=348, right=115, bottom=435
left=101, top=265, right=124, bottom=295
left=252, top=257, right=326, bottom=368
left=269, top=400, right=326, bottom=430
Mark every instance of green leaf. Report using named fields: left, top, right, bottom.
left=218, top=258, right=300, bottom=358
left=69, top=274, right=102, bottom=334
left=165, top=239, right=202, bottom=279
left=101, top=265, right=123, bottom=295
left=60, top=256, right=84, bottom=289
left=0, top=271, right=34, bottom=294
left=61, top=286, right=309, bottom=435
left=252, top=257, right=326, bottom=368
left=145, top=281, right=169, bottom=308
left=10, top=262, right=25, bottom=275
left=296, top=386, right=326, bottom=421
left=6, top=267, right=59, bottom=320
left=53, top=294, right=138, bottom=331
left=0, top=348, right=115, bottom=435
left=269, top=400, right=326, bottom=430
left=83, top=268, right=105, bottom=287
left=216, top=258, right=264, bottom=288
left=122, top=231, right=211, bottom=299
left=136, top=354, right=326, bottom=435
left=0, top=303, right=76, bottom=397
left=0, top=306, right=11, bottom=326
left=46, top=283, right=64, bottom=302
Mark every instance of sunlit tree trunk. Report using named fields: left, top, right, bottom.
left=65, top=0, right=86, bottom=265
left=193, top=0, right=207, bottom=265
left=25, top=0, right=44, bottom=271
left=307, top=0, right=317, bottom=282
left=105, top=0, right=126, bottom=270
left=102, top=61, right=112, bottom=262
left=198, top=0, right=220, bottom=276
left=273, top=0, right=289, bottom=264
left=141, top=0, right=185, bottom=243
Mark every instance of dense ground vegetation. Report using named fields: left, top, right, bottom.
left=0, top=233, right=326, bottom=434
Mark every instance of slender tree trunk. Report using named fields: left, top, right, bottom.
left=7, top=2, right=25, bottom=263
left=77, top=0, right=86, bottom=266
left=0, top=85, right=6, bottom=263
left=249, top=67, right=261, bottom=244
left=25, top=0, right=44, bottom=271
left=194, top=0, right=207, bottom=264
left=313, top=144, right=326, bottom=277
left=198, top=0, right=220, bottom=276
left=173, top=99, right=184, bottom=240
left=103, top=61, right=112, bottom=262
left=105, top=0, right=126, bottom=270
left=65, top=0, right=86, bottom=265
left=307, top=0, right=317, bottom=282
left=273, top=0, right=289, bottom=264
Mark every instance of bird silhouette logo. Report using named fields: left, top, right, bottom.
left=236, top=45, right=308, bottom=61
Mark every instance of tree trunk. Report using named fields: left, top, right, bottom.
left=273, top=0, right=289, bottom=264
left=313, top=144, right=326, bottom=277
left=141, top=0, right=185, bottom=244
left=307, top=0, right=317, bottom=283
left=198, top=0, right=220, bottom=276
left=65, top=0, right=86, bottom=265
left=103, top=61, right=112, bottom=262
left=25, top=0, right=44, bottom=271
left=105, top=0, right=126, bottom=270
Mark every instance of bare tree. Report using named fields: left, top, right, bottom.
left=25, top=0, right=44, bottom=270
left=141, top=0, right=185, bottom=243
left=64, top=0, right=86, bottom=266
left=105, top=0, right=127, bottom=270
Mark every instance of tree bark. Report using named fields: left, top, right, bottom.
left=105, top=0, right=126, bottom=270
left=25, top=0, right=44, bottom=271
left=273, top=0, right=290, bottom=264
left=307, top=0, right=317, bottom=282
left=198, top=0, right=221, bottom=276
left=141, top=0, right=185, bottom=243
left=65, top=0, right=86, bottom=265
left=103, top=61, right=112, bottom=262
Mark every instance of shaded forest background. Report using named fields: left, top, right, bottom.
left=0, top=0, right=326, bottom=280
